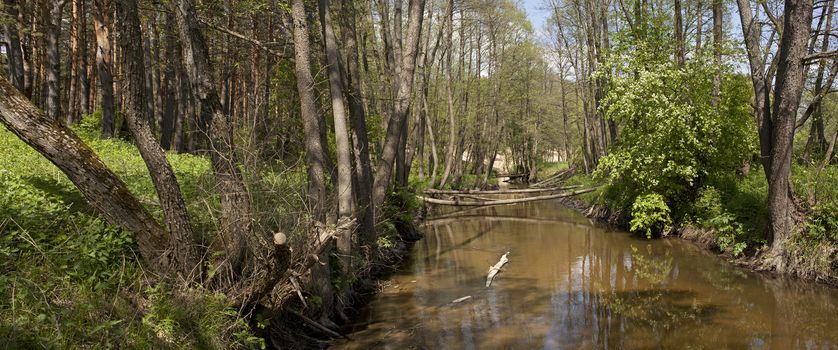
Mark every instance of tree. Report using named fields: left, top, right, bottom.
left=290, top=0, right=332, bottom=224
left=319, top=0, right=354, bottom=267
left=3, top=0, right=25, bottom=92
left=92, top=0, right=116, bottom=138
left=44, top=0, right=68, bottom=121
left=764, top=0, right=813, bottom=256
left=114, top=0, right=200, bottom=278
left=0, top=76, right=174, bottom=273
left=372, top=0, right=426, bottom=211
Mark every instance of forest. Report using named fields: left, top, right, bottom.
left=0, top=0, right=836, bottom=348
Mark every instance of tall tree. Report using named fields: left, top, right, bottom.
left=340, top=0, right=375, bottom=244
left=372, top=0, right=426, bottom=212
left=114, top=0, right=200, bottom=278
left=92, top=0, right=115, bottom=138
left=291, top=0, right=330, bottom=222
left=44, top=0, right=68, bottom=121
left=173, top=0, right=259, bottom=279
left=3, top=0, right=25, bottom=92
left=319, top=0, right=354, bottom=267
left=764, top=0, right=814, bottom=256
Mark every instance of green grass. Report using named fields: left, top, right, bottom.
left=0, top=121, right=263, bottom=349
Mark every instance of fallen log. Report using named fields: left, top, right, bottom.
left=451, top=295, right=473, bottom=304
left=486, top=252, right=510, bottom=287
left=532, top=167, right=575, bottom=188
left=417, top=187, right=597, bottom=207
left=424, top=185, right=582, bottom=196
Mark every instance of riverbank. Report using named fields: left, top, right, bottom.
left=331, top=196, right=838, bottom=349
left=0, top=124, right=425, bottom=349
left=556, top=172, right=837, bottom=286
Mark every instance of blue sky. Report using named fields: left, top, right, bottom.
left=521, top=0, right=550, bottom=31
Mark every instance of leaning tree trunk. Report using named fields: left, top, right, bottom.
left=0, top=76, right=174, bottom=273
left=114, top=0, right=200, bottom=279
left=765, top=0, right=813, bottom=258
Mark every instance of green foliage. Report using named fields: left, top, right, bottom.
left=0, top=126, right=264, bottom=348
left=141, top=285, right=264, bottom=349
left=693, top=187, right=747, bottom=256
left=594, top=19, right=756, bottom=236
left=630, top=193, right=672, bottom=239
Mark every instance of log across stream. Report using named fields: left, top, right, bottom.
left=331, top=198, right=838, bottom=349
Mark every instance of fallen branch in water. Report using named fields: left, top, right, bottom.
left=486, top=252, right=510, bottom=287
left=423, top=185, right=581, bottom=196
left=451, top=295, right=473, bottom=304
left=532, top=168, right=576, bottom=188
left=417, top=187, right=597, bottom=207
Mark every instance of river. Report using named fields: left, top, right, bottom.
left=331, top=199, right=838, bottom=349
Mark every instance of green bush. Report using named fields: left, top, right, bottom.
left=630, top=193, right=672, bottom=238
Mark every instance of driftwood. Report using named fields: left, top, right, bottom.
left=451, top=295, right=473, bottom=304
left=417, top=187, right=597, bottom=207
left=532, top=167, right=575, bottom=188
left=486, top=252, right=510, bottom=287
left=423, top=185, right=582, bottom=196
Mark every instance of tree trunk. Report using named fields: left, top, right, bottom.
left=3, top=0, right=25, bottom=92
left=765, top=0, right=813, bottom=256
left=291, top=0, right=330, bottom=223
left=341, top=0, right=375, bottom=245
left=93, top=0, right=115, bottom=138
left=0, top=75, right=173, bottom=273
left=439, top=0, right=456, bottom=188
left=114, top=0, right=200, bottom=279
left=319, top=0, right=354, bottom=270
left=711, top=0, right=722, bottom=108
left=674, top=0, right=685, bottom=66
left=44, top=0, right=66, bottom=121
left=372, top=0, right=426, bottom=211
left=174, top=0, right=260, bottom=279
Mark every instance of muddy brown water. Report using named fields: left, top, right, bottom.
left=331, top=200, right=838, bottom=349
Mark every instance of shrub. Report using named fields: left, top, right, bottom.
left=630, top=193, right=672, bottom=238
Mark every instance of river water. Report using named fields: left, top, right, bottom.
left=332, top=200, right=838, bottom=349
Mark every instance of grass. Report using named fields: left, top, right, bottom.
left=0, top=120, right=264, bottom=349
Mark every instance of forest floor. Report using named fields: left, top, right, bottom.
left=0, top=117, right=422, bottom=348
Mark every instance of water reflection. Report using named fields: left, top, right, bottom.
left=333, top=201, right=838, bottom=349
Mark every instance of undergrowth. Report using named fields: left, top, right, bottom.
left=0, top=121, right=264, bottom=349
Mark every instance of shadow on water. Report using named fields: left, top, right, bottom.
left=333, top=200, right=838, bottom=350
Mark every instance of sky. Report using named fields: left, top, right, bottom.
left=521, top=0, right=551, bottom=37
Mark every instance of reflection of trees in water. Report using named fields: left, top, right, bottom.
left=604, top=245, right=711, bottom=333
left=602, top=289, right=718, bottom=334
left=629, top=244, right=673, bottom=286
